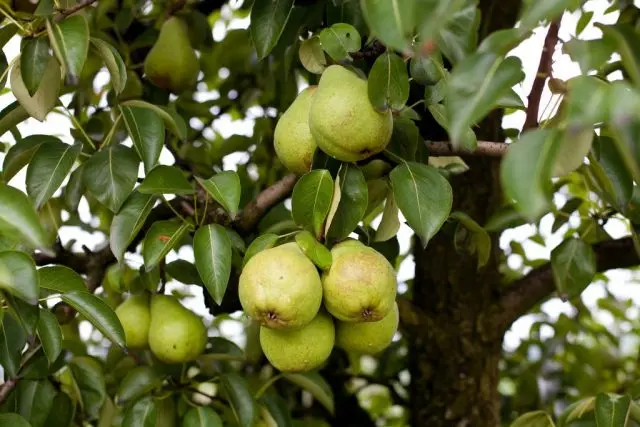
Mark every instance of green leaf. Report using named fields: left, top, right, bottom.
left=26, top=141, right=81, bottom=209
left=46, top=15, right=89, bottom=84
left=283, top=372, right=334, bottom=415
left=64, top=164, right=85, bottom=212
left=138, top=165, right=194, bottom=195
left=432, top=4, right=479, bottom=65
left=0, top=101, right=29, bottom=139
left=295, top=230, right=332, bottom=270
left=0, top=311, right=27, bottom=378
left=361, top=0, right=415, bottom=53
left=249, top=0, right=294, bottom=60
left=551, top=129, right=593, bottom=177
left=122, top=396, right=157, bottom=427
left=36, top=309, right=62, bottom=365
left=165, top=260, right=202, bottom=286
left=205, top=336, right=245, bottom=361
left=385, top=116, right=420, bottom=162
left=428, top=103, right=476, bottom=151
left=0, top=251, right=38, bottom=304
left=20, top=37, right=52, bottom=96
left=83, top=145, right=140, bottom=213
left=193, top=224, right=232, bottom=305
left=110, top=192, right=155, bottom=263
left=43, top=392, right=75, bottom=427
left=497, top=88, right=525, bottom=110
left=606, top=83, right=640, bottom=185
left=69, top=357, right=107, bottom=419
left=551, top=238, right=597, bottom=299
left=61, top=292, right=126, bottom=347
left=120, top=100, right=186, bottom=141
left=519, top=0, right=580, bottom=30
left=6, top=295, right=39, bottom=336
left=196, top=171, right=241, bottom=218
left=447, top=53, right=524, bottom=146
left=374, top=191, right=400, bottom=242
left=510, top=410, right=555, bottom=427
left=410, top=52, right=447, bottom=86
left=594, top=393, right=631, bottom=427
left=0, top=184, right=51, bottom=250
left=594, top=136, right=633, bottom=210
left=450, top=211, right=491, bottom=269
left=576, top=11, right=594, bottom=36
left=389, top=162, right=453, bottom=247
left=597, top=24, right=640, bottom=87
left=38, top=265, right=86, bottom=294
left=142, top=220, right=190, bottom=271
left=116, top=366, right=164, bottom=406
left=318, top=23, right=361, bottom=62
left=0, top=414, right=31, bottom=427
left=10, top=55, right=61, bottom=121
left=259, top=394, right=293, bottom=427
left=120, top=105, right=165, bottom=172
left=90, top=38, right=127, bottom=94
left=15, top=379, right=57, bottom=427
left=291, top=170, right=334, bottom=238
left=220, top=373, right=258, bottom=427
left=299, top=36, right=326, bottom=74
left=368, top=52, right=409, bottom=111
left=182, top=407, right=223, bottom=427
left=500, top=129, right=560, bottom=221
left=3, top=135, right=58, bottom=181
left=243, top=234, right=279, bottom=267
left=325, top=164, right=367, bottom=241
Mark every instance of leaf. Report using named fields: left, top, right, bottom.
left=61, top=292, right=126, bottom=347
left=120, top=105, right=165, bottom=172
left=322, top=164, right=366, bottom=241
left=11, top=55, right=61, bottom=121
left=15, top=379, right=57, bottom=427
left=0, top=414, right=31, bottom=427
left=295, top=230, right=332, bottom=270
left=576, top=11, right=594, bottom=36
left=110, top=192, right=155, bottom=263
left=433, top=4, right=479, bottom=65
left=3, top=135, right=59, bottom=181
left=165, top=260, right=202, bottom=286
left=446, top=53, right=524, bottom=147
left=0, top=251, right=38, bottom=304
left=7, top=295, right=39, bottom=336
left=120, top=100, right=186, bottom=141
left=69, top=357, right=107, bottom=419
left=0, top=184, right=51, bottom=250
left=428, top=103, right=476, bottom=151
left=598, top=24, right=640, bottom=87
left=249, top=0, right=294, bottom=60
left=594, top=393, right=631, bottom=427
left=220, top=373, right=258, bottom=427
left=450, top=211, right=491, bottom=269
left=193, top=224, right=232, bottom=305
left=26, top=141, right=81, bottom=209
left=38, top=265, right=87, bottom=294
left=90, top=38, right=127, bottom=94
left=20, top=37, right=52, bottom=96
left=64, top=164, right=85, bottom=212
left=519, top=0, right=580, bottom=30
left=593, top=136, right=633, bottom=210
left=196, top=171, right=241, bottom=218
left=410, top=52, right=448, bottom=86
left=183, top=407, right=223, bottom=427
left=142, top=220, right=190, bottom=271
left=361, top=0, right=415, bottom=53
left=259, top=395, right=293, bottom=427
left=299, top=36, right=326, bottom=74
left=46, top=15, right=89, bottom=84
left=510, top=410, right=555, bottom=427
left=0, top=101, right=29, bottom=139
left=500, top=129, right=560, bottom=222
left=0, top=311, right=27, bottom=379
left=243, top=234, right=279, bottom=267
left=291, top=170, right=334, bottom=238
left=374, top=191, right=400, bottom=242
left=283, top=372, right=334, bottom=415
left=389, top=162, right=453, bottom=247
left=83, top=145, right=140, bottom=213
left=318, top=23, right=361, bottom=62
left=36, top=309, right=62, bottom=365
left=497, top=88, right=525, bottom=110
left=368, top=52, right=409, bottom=111
left=116, top=366, right=165, bottom=405
left=122, top=396, right=157, bottom=427
left=138, top=165, right=194, bottom=195
left=551, top=238, right=596, bottom=299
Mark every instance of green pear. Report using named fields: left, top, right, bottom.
left=259, top=310, right=335, bottom=372
left=274, top=86, right=318, bottom=175
left=115, top=294, right=151, bottom=349
left=322, top=240, right=397, bottom=322
left=336, top=302, right=398, bottom=354
left=308, top=65, right=393, bottom=162
left=144, top=16, right=199, bottom=94
left=239, top=242, right=323, bottom=329
left=148, top=295, right=207, bottom=364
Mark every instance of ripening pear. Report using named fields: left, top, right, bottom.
left=115, top=294, right=151, bottom=349
left=274, top=86, right=318, bottom=175
left=322, top=240, right=397, bottom=322
left=308, top=65, right=393, bottom=162
left=239, top=243, right=323, bottom=329
left=336, top=302, right=398, bottom=354
left=148, top=295, right=207, bottom=364
left=259, top=310, right=335, bottom=372
left=144, top=16, right=199, bottom=94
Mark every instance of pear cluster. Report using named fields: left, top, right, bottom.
left=115, top=293, right=207, bottom=364
left=239, top=240, right=398, bottom=373
left=274, top=65, right=393, bottom=175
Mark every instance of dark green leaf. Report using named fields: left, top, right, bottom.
left=38, top=265, right=86, bottom=294
left=594, top=393, right=631, bottom=427
left=0, top=311, right=27, bottom=378
left=120, top=105, right=165, bottom=172
left=291, top=170, right=334, bottom=238
left=62, top=292, right=126, bottom=347
left=594, top=136, right=633, bottom=210
left=0, top=101, right=29, bottom=140
left=0, top=184, right=50, bottom=249
left=196, top=171, right=241, bottom=218
left=46, top=15, right=89, bottom=84
left=435, top=4, right=479, bottom=64
left=361, top=0, right=415, bottom=53
left=138, top=165, right=194, bottom=195
left=43, top=392, right=75, bottom=427
left=193, top=224, right=232, bottom=305
left=450, top=211, right=491, bottom=269
left=283, top=372, right=334, bottom=415
left=0, top=414, right=31, bottom=427
left=576, top=11, right=594, bottom=36
left=551, top=238, right=596, bottom=299
left=597, top=23, right=640, bottom=86
left=250, top=0, right=294, bottom=60
left=428, top=103, right=476, bottom=151
left=325, top=164, right=367, bottom=241
left=3, top=135, right=58, bottom=181
left=120, top=100, right=186, bottom=141
left=243, top=234, right=279, bottom=267
left=385, top=116, right=420, bottom=162
left=182, top=406, right=223, bottom=427
left=260, top=394, right=293, bottom=427
left=15, top=379, right=56, bottom=427
left=368, top=52, right=409, bottom=111
left=20, top=37, right=51, bottom=96
left=64, top=164, right=85, bottom=212
left=110, top=192, right=156, bottom=263
left=36, top=309, right=61, bottom=365
left=0, top=251, right=38, bottom=304
left=164, top=260, right=202, bottom=286
left=122, top=396, right=156, bottom=427
left=318, top=23, right=361, bottom=62
left=26, top=142, right=81, bottom=209
left=220, top=373, right=258, bottom=427
left=90, top=38, right=127, bottom=94
left=142, top=220, right=190, bottom=271
left=6, top=295, right=39, bottom=336
left=410, top=52, right=447, bottom=85
left=116, top=366, right=164, bottom=406
left=69, top=357, right=107, bottom=419
left=295, top=230, right=332, bottom=270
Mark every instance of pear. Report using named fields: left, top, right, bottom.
left=143, top=16, right=199, bottom=94
left=239, top=242, right=323, bottom=329
left=259, top=310, right=335, bottom=372
left=148, top=295, right=207, bottom=364
left=336, top=302, right=398, bottom=354
left=308, top=65, right=393, bottom=162
left=274, top=86, right=318, bottom=175
left=115, top=294, right=151, bottom=349
left=322, top=240, right=397, bottom=322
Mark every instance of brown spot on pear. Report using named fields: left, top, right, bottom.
left=336, top=302, right=399, bottom=354
left=115, top=294, right=151, bottom=349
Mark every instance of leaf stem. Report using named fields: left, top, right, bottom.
left=254, top=374, right=284, bottom=399
left=101, top=114, right=122, bottom=149
left=198, top=195, right=209, bottom=228
left=0, top=7, right=27, bottom=33
left=161, top=195, right=190, bottom=226
left=62, top=105, right=96, bottom=150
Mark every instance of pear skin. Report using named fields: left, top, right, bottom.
left=115, top=294, right=151, bottom=349
left=322, top=240, right=397, bottom=322
left=336, top=302, right=398, bottom=354
left=144, top=16, right=199, bottom=94
left=309, top=65, right=393, bottom=162
left=259, top=310, right=335, bottom=372
left=148, top=295, right=207, bottom=364
left=274, top=86, right=318, bottom=175
left=239, top=242, right=323, bottom=329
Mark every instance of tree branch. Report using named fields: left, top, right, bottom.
left=495, top=237, right=639, bottom=331
left=523, top=18, right=561, bottom=130
left=55, top=0, right=99, bottom=21
left=0, top=378, right=17, bottom=405
left=426, top=140, right=508, bottom=157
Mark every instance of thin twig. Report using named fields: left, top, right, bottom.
left=0, top=378, right=17, bottom=405
left=55, top=0, right=99, bottom=22
left=426, top=140, right=508, bottom=157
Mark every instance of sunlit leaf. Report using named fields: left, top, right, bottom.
left=193, top=224, right=232, bottom=305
